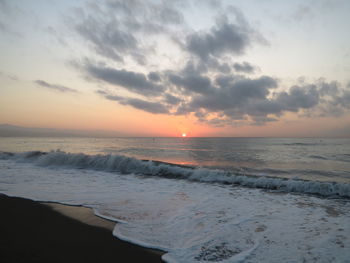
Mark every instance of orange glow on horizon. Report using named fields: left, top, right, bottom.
left=182, top=133, right=187, bottom=137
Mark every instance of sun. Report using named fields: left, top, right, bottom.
left=182, top=133, right=187, bottom=137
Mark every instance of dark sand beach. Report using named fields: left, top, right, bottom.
left=0, top=194, right=163, bottom=263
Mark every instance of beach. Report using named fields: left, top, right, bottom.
left=1, top=0, right=350, bottom=260
left=0, top=194, right=163, bottom=263
left=1, top=138, right=350, bottom=262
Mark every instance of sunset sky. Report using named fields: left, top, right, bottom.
left=0, top=0, right=350, bottom=137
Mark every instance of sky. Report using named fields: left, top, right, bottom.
left=0, top=0, right=350, bottom=137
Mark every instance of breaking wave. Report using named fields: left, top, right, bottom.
left=1, top=150, right=350, bottom=198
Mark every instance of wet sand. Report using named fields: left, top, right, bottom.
left=43, top=202, right=116, bottom=231
left=0, top=194, right=163, bottom=263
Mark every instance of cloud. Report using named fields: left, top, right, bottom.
left=318, top=80, right=339, bottom=96
left=71, top=0, right=185, bottom=64
left=85, top=64, right=164, bottom=97
left=91, top=58, right=350, bottom=126
left=334, top=90, right=350, bottom=109
left=185, top=75, right=278, bottom=114
left=164, top=93, right=182, bottom=105
left=183, top=8, right=266, bottom=61
left=65, top=2, right=349, bottom=126
left=0, top=71, right=18, bottom=81
left=0, top=0, right=22, bottom=37
left=168, top=73, right=212, bottom=95
left=97, top=90, right=169, bottom=114
left=104, top=0, right=184, bottom=29
left=148, top=72, right=161, bottom=82
left=166, top=59, right=224, bottom=95
left=118, top=97, right=169, bottom=114
left=274, top=85, right=319, bottom=112
left=34, top=80, right=78, bottom=93
left=233, top=62, right=257, bottom=73
left=172, top=74, right=349, bottom=126
left=184, top=18, right=251, bottom=60
left=75, top=18, right=139, bottom=63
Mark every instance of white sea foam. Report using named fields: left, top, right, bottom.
left=2, top=150, right=350, bottom=198
left=0, top=158, right=349, bottom=262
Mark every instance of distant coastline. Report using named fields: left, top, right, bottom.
left=0, top=124, right=124, bottom=138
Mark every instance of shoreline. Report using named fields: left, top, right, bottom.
left=0, top=194, right=163, bottom=263
left=42, top=202, right=116, bottom=231
left=43, top=201, right=165, bottom=256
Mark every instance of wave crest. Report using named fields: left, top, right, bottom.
left=2, top=150, right=350, bottom=198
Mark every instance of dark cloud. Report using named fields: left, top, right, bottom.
left=233, top=62, right=256, bottom=73
left=185, top=19, right=251, bottom=60
left=122, top=98, right=169, bottom=114
left=275, top=85, right=319, bottom=112
left=168, top=73, right=212, bottom=94
left=93, top=61, right=349, bottom=125
left=298, top=81, right=350, bottom=118
left=165, top=60, right=214, bottom=94
left=164, top=93, right=182, bottom=105
left=86, top=64, right=164, bottom=97
left=34, top=80, right=78, bottom=93
left=66, top=1, right=349, bottom=126
left=215, top=62, right=231, bottom=74
left=197, top=57, right=232, bottom=73
left=104, top=0, right=184, bottom=29
left=71, top=0, right=184, bottom=64
left=97, top=90, right=169, bottom=114
left=318, top=80, right=339, bottom=96
left=148, top=72, right=161, bottom=82
left=75, top=18, right=139, bottom=63
left=173, top=76, right=348, bottom=126
left=178, top=59, right=208, bottom=75
left=334, top=90, right=350, bottom=109
left=187, top=75, right=278, bottom=113
left=183, top=7, right=266, bottom=62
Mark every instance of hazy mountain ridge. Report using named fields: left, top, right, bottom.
left=0, top=124, right=124, bottom=138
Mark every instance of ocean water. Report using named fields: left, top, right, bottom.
left=0, top=137, right=350, bottom=262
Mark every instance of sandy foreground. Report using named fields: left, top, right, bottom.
left=0, top=194, right=163, bottom=263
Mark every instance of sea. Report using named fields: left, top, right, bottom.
left=0, top=137, right=350, bottom=262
